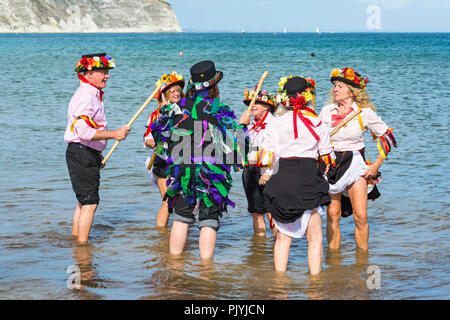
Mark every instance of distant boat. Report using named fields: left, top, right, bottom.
left=241, top=29, right=245, bottom=35
left=283, top=26, right=287, bottom=33
left=316, top=26, right=320, bottom=33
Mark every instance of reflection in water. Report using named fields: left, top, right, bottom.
left=268, top=271, right=292, bottom=300
left=305, top=248, right=374, bottom=300
left=68, top=239, right=104, bottom=299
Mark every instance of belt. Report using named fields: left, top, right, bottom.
left=69, top=142, right=102, bottom=155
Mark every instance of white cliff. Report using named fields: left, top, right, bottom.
left=0, top=0, right=182, bottom=33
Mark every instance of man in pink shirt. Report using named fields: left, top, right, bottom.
left=65, top=53, right=130, bottom=243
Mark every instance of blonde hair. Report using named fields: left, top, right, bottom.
left=158, top=84, right=185, bottom=104
left=328, top=81, right=376, bottom=111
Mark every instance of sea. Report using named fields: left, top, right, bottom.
left=0, top=32, right=449, bottom=300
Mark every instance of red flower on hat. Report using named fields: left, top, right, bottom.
left=100, top=56, right=108, bottom=68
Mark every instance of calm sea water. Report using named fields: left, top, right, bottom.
left=0, top=33, right=449, bottom=300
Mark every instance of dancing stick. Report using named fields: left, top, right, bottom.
left=101, top=83, right=163, bottom=165
left=330, top=109, right=362, bottom=137
left=246, top=71, right=269, bottom=113
left=147, top=152, right=157, bottom=170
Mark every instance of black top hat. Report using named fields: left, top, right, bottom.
left=186, top=60, right=223, bottom=92
left=283, top=77, right=312, bottom=96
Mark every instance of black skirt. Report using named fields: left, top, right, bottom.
left=242, top=166, right=267, bottom=214
left=263, top=158, right=330, bottom=223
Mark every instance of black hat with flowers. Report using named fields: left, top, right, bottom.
left=278, top=75, right=316, bottom=108
left=74, top=53, right=115, bottom=73
left=243, top=88, right=277, bottom=113
left=330, top=67, right=369, bottom=89
left=283, top=77, right=313, bottom=96
left=186, top=60, right=223, bottom=92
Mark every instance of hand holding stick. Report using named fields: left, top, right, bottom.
left=101, top=83, right=163, bottom=165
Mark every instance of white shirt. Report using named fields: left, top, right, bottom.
left=261, top=109, right=334, bottom=161
left=319, top=102, right=389, bottom=152
left=247, top=111, right=273, bottom=160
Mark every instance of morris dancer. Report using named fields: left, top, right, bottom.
left=239, top=88, right=277, bottom=237
left=64, top=53, right=130, bottom=243
left=261, top=76, right=335, bottom=274
left=144, top=71, right=185, bottom=227
left=149, top=60, right=246, bottom=259
left=319, top=67, right=397, bottom=250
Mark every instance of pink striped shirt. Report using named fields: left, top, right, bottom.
left=64, top=82, right=108, bottom=152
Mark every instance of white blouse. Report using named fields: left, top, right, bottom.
left=260, top=109, right=334, bottom=176
left=319, top=102, right=389, bottom=152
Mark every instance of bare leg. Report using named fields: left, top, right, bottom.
left=306, top=211, right=323, bottom=275
left=169, top=221, right=189, bottom=255
left=274, top=232, right=293, bottom=272
left=252, top=213, right=266, bottom=236
left=77, top=204, right=98, bottom=243
left=347, top=177, right=369, bottom=250
left=156, top=177, right=170, bottom=227
left=326, top=193, right=342, bottom=249
left=72, top=202, right=82, bottom=237
left=199, top=227, right=216, bottom=260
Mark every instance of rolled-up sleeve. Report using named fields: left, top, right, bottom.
left=364, top=108, right=389, bottom=137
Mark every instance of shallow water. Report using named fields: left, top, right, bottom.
left=0, top=32, right=449, bottom=300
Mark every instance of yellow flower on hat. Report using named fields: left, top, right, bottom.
left=331, top=68, right=341, bottom=77
left=279, top=77, right=288, bottom=87
left=303, top=91, right=313, bottom=102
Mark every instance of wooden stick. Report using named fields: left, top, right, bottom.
left=330, top=109, right=362, bottom=137
left=246, top=71, right=269, bottom=113
left=101, top=83, right=163, bottom=165
left=147, top=152, right=157, bottom=170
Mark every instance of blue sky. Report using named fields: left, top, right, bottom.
left=169, top=0, right=450, bottom=32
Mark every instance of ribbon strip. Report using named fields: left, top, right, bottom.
left=293, top=106, right=321, bottom=141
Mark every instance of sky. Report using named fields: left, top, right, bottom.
left=169, top=0, right=450, bottom=32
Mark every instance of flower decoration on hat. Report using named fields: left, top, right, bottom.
left=277, top=75, right=316, bottom=108
left=243, top=88, right=277, bottom=109
left=74, top=55, right=115, bottom=73
left=155, top=71, right=185, bottom=98
left=330, top=67, right=369, bottom=89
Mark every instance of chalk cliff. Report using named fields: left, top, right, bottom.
left=0, top=0, right=182, bottom=33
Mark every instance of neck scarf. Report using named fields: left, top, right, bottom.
left=249, top=111, right=269, bottom=133
left=331, top=108, right=353, bottom=127
left=77, top=73, right=104, bottom=102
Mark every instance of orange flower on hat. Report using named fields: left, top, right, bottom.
left=345, top=68, right=355, bottom=81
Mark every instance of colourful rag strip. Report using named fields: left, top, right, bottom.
left=70, top=115, right=104, bottom=132
left=377, top=128, right=397, bottom=159
left=149, top=96, right=246, bottom=211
